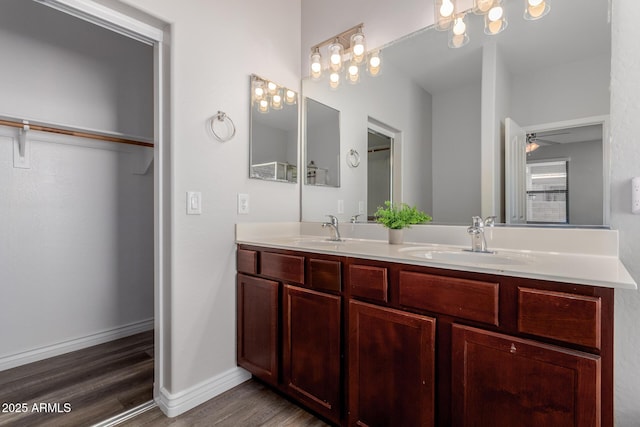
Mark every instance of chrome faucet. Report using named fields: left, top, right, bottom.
left=322, top=215, right=342, bottom=241
left=350, top=214, right=362, bottom=223
left=466, top=216, right=496, bottom=253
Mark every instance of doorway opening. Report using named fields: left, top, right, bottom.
left=367, top=119, right=401, bottom=220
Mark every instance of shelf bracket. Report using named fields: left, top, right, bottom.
left=14, top=121, right=31, bottom=169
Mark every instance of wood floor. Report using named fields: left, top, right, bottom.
left=0, top=331, right=153, bottom=427
left=122, top=379, right=330, bottom=427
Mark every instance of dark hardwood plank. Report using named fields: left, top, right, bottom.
left=0, top=331, right=153, bottom=427
left=121, top=379, right=330, bottom=427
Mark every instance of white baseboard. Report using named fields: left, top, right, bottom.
left=156, top=367, right=251, bottom=418
left=0, top=318, right=154, bottom=372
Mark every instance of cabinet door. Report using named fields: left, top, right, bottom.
left=283, top=285, right=342, bottom=424
left=237, top=274, right=279, bottom=386
left=349, top=300, right=436, bottom=427
left=451, top=324, right=600, bottom=427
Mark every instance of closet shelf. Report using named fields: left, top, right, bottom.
left=0, top=117, right=154, bottom=148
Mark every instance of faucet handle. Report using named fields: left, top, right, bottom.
left=484, top=216, right=496, bottom=227
left=325, top=214, right=339, bottom=226
left=471, top=216, right=484, bottom=228
left=350, top=214, right=362, bottom=223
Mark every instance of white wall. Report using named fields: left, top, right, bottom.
left=0, top=1, right=153, bottom=367
left=610, top=1, right=640, bottom=425
left=432, top=81, right=482, bottom=223
left=120, top=0, right=301, bottom=403
left=302, top=62, right=432, bottom=222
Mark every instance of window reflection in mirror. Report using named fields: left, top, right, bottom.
left=249, top=74, right=298, bottom=183
left=305, top=98, right=340, bottom=187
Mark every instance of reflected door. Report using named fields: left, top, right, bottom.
left=367, top=128, right=392, bottom=220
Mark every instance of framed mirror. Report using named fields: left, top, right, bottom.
left=301, top=0, right=611, bottom=226
left=304, top=97, right=340, bottom=187
left=249, top=74, right=298, bottom=183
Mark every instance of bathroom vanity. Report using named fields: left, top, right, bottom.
left=236, top=224, right=635, bottom=427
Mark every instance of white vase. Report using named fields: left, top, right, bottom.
left=388, top=228, right=404, bottom=244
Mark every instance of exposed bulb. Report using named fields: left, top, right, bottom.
left=440, top=0, right=454, bottom=17
left=329, top=42, right=343, bottom=72
left=367, top=51, right=381, bottom=76
left=329, top=71, right=340, bottom=89
left=487, top=5, right=503, bottom=21
left=347, top=63, right=360, bottom=84
left=351, top=31, right=366, bottom=63
left=254, top=86, right=264, bottom=100
left=271, top=93, right=283, bottom=110
left=285, top=89, right=296, bottom=105
left=258, top=99, right=269, bottom=113
left=310, top=48, right=322, bottom=80
left=528, top=0, right=543, bottom=6
left=267, top=81, right=277, bottom=95
left=453, top=17, right=466, bottom=35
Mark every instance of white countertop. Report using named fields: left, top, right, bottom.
left=236, top=222, right=638, bottom=290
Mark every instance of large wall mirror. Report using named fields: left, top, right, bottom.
left=250, top=74, right=298, bottom=183
left=301, top=0, right=611, bottom=226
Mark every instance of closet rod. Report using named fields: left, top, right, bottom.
left=0, top=118, right=154, bottom=148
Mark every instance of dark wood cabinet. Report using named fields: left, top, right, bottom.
left=451, top=324, right=601, bottom=427
left=236, top=273, right=279, bottom=386
left=283, top=285, right=342, bottom=424
left=348, top=300, right=436, bottom=427
left=237, top=244, right=614, bottom=427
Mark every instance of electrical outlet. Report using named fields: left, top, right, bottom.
left=187, top=191, right=202, bottom=215
left=238, top=193, right=250, bottom=214
left=633, top=177, right=640, bottom=214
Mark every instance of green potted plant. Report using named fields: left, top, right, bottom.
left=374, top=201, right=432, bottom=244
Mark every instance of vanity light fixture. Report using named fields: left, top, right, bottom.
left=450, top=0, right=550, bottom=49
left=308, top=24, right=380, bottom=89
left=251, top=75, right=296, bottom=114
left=524, top=0, right=550, bottom=20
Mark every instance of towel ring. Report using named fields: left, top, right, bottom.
left=346, top=149, right=360, bottom=168
left=210, top=111, right=236, bottom=142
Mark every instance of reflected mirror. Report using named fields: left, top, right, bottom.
left=301, top=0, right=610, bottom=226
left=250, top=74, right=298, bottom=183
left=305, top=98, right=340, bottom=187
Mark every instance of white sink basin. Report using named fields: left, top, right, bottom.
left=403, top=249, right=532, bottom=266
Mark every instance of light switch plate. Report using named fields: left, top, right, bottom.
left=187, top=191, right=202, bottom=215
left=238, top=193, right=250, bottom=214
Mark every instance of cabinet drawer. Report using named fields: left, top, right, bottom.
left=261, top=252, right=304, bottom=284
left=309, top=258, right=342, bottom=292
left=349, top=264, right=388, bottom=303
left=399, top=271, right=499, bottom=326
left=237, top=249, right=258, bottom=275
left=518, top=287, right=601, bottom=349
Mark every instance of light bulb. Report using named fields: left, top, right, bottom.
left=347, top=63, right=359, bottom=84
left=368, top=51, right=381, bottom=76
left=267, top=81, right=277, bottom=95
left=285, top=89, right=296, bottom=105
left=271, top=93, right=283, bottom=110
left=310, top=48, right=322, bottom=80
left=329, top=42, right=343, bottom=72
left=528, top=0, right=543, bottom=6
left=440, top=0, right=454, bottom=17
left=453, top=17, right=466, bottom=35
left=351, top=31, right=366, bottom=63
left=254, top=87, right=264, bottom=99
left=258, top=99, right=269, bottom=113
left=329, top=71, right=340, bottom=89
left=487, top=5, right=503, bottom=21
